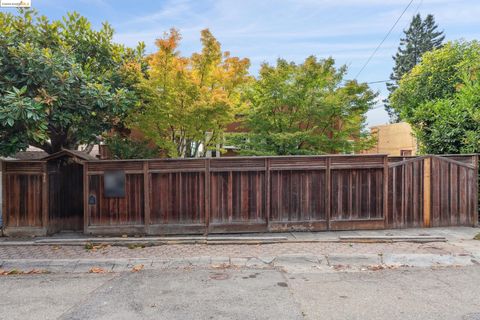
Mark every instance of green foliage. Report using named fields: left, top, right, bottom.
left=228, top=56, right=377, bottom=155
left=128, top=29, right=251, bottom=158
left=386, top=14, right=444, bottom=122
left=104, top=135, right=158, bottom=159
left=390, top=40, right=480, bottom=154
left=0, top=9, right=144, bottom=156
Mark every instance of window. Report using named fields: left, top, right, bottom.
left=104, top=170, right=125, bottom=197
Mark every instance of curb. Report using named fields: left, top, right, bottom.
left=339, top=236, right=447, bottom=243
left=0, top=253, right=477, bottom=274
left=381, top=253, right=476, bottom=267
left=0, top=235, right=449, bottom=246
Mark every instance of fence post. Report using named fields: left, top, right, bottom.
left=326, top=157, right=331, bottom=230
left=266, top=158, right=270, bottom=230
left=423, top=157, right=431, bottom=227
left=205, top=159, right=210, bottom=236
left=473, top=154, right=478, bottom=227
left=83, top=162, right=89, bottom=234
left=42, top=162, right=48, bottom=232
left=383, top=155, right=389, bottom=228
left=1, top=162, right=6, bottom=230
left=143, top=161, right=150, bottom=235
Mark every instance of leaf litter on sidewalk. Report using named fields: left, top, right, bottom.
left=131, top=264, right=144, bottom=272
left=0, top=268, right=50, bottom=275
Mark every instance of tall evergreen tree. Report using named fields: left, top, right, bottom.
left=386, top=14, right=444, bottom=122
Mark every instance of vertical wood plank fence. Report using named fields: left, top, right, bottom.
left=2, top=161, right=46, bottom=235
left=81, top=154, right=478, bottom=235
left=387, top=155, right=478, bottom=229
left=2, top=154, right=477, bottom=236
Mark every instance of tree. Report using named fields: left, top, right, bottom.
left=386, top=14, right=444, bottom=122
left=128, top=29, right=251, bottom=158
left=103, top=135, right=159, bottom=159
left=0, top=9, right=144, bottom=155
left=228, top=56, right=377, bottom=155
left=390, top=40, right=480, bottom=154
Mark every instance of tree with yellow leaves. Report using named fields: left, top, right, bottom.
left=128, top=28, right=251, bottom=157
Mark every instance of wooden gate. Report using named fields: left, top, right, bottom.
left=387, top=155, right=478, bottom=228
left=2, top=161, right=47, bottom=235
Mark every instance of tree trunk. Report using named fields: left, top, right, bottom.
left=49, top=132, right=76, bottom=154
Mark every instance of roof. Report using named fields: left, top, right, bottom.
left=11, top=150, right=49, bottom=160
left=42, top=149, right=97, bottom=162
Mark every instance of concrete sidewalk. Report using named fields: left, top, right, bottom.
left=0, top=227, right=478, bottom=273
left=1, top=251, right=478, bottom=274
left=1, top=226, right=478, bottom=245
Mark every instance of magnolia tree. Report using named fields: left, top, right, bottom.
left=0, top=9, right=144, bottom=155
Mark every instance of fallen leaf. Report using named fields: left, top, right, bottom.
left=26, top=269, right=47, bottom=274
left=89, top=267, right=106, bottom=273
left=367, top=265, right=385, bottom=271
left=131, top=264, right=144, bottom=272
left=332, top=264, right=348, bottom=271
left=93, top=244, right=110, bottom=251
left=0, top=269, right=23, bottom=276
left=6, top=269, right=21, bottom=275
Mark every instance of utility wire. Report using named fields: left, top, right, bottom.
left=354, top=0, right=415, bottom=79
left=366, top=71, right=433, bottom=85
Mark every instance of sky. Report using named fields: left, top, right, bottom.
left=2, top=0, right=480, bottom=126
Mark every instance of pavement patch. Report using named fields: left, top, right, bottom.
left=382, top=253, right=474, bottom=267
left=327, top=253, right=381, bottom=267
left=273, top=254, right=323, bottom=272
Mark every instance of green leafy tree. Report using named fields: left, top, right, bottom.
left=386, top=14, right=444, bottom=122
left=128, top=29, right=251, bottom=158
left=390, top=40, right=480, bottom=154
left=0, top=9, right=144, bottom=155
left=103, top=135, right=159, bottom=159
left=228, top=56, right=377, bottom=155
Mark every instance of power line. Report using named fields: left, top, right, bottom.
left=366, top=79, right=391, bottom=85
left=366, top=71, right=432, bottom=85
left=354, top=0, right=416, bottom=79
left=413, top=0, right=424, bottom=16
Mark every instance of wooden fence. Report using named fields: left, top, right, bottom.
left=2, top=161, right=46, bottom=235
left=81, top=154, right=478, bottom=235
left=388, top=155, right=478, bottom=228
left=2, top=154, right=477, bottom=236
left=1, top=150, right=88, bottom=236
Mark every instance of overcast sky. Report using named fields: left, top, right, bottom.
left=2, top=0, right=480, bottom=126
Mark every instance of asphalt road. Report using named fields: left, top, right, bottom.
left=1, top=266, right=480, bottom=320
